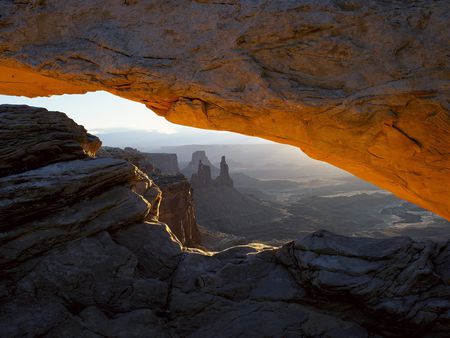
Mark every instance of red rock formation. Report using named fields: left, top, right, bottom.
left=0, top=1, right=448, bottom=220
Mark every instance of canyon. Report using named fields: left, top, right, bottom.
left=0, top=0, right=449, bottom=220
left=187, top=152, right=282, bottom=250
left=98, top=146, right=201, bottom=247
left=0, top=1, right=449, bottom=336
left=188, top=151, right=450, bottom=249
left=1, top=104, right=449, bottom=337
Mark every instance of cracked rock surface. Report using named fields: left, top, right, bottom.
left=1, top=105, right=449, bottom=337
left=0, top=0, right=449, bottom=220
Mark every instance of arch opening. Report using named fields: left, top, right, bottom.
left=2, top=91, right=448, bottom=250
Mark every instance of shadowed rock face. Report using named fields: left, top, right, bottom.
left=0, top=1, right=448, bottom=219
left=182, top=151, right=219, bottom=179
left=1, top=105, right=449, bottom=336
left=151, top=174, right=202, bottom=247
left=98, top=146, right=201, bottom=247
left=215, top=156, right=234, bottom=187
left=0, top=105, right=101, bottom=177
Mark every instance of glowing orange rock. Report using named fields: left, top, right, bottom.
left=0, top=1, right=448, bottom=219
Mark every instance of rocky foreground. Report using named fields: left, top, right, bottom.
left=1, top=105, right=449, bottom=337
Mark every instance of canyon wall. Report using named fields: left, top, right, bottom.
left=0, top=0, right=448, bottom=219
left=146, top=153, right=180, bottom=175
left=1, top=104, right=449, bottom=337
left=98, top=146, right=201, bottom=246
left=151, top=174, right=201, bottom=247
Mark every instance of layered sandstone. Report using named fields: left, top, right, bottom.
left=0, top=105, right=161, bottom=265
left=151, top=174, right=201, bottom=247
left=99, top=146, right=201, bottom=246
left=99, top=147, right=180, bottom=175
left=0, top=104, right=449, bottom=336
left=0, top=1, right=448, bottom=219
left=0, top=105, right=101, bottom=176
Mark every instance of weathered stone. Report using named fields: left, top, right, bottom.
left=1, top=105, right=449, bottom=337
left=99, top=146, right=201, bottom=246
left=0, top=105, right=100, bottom=177
left=0, top=108, right=162, bottom=267
left=1, top=231, right=172, bottom=338
left=99, top=146, right=180, bottom=175
left=0, top=157, right=145, bottom=227
left=275, top=230, right=450, bottom=336
left=0, top=1, right=448, bottom=219
left=152, top=174, right=202, bottom=247
left=112, top=222, right=183, bottom=281
left=0, top=158, right=153, bottom=266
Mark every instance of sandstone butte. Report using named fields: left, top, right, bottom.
left=0, top=1, right=448, bottom=219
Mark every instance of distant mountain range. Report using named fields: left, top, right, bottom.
left=94, top=128, right=271, bottom=149
left=94, top=128, right=348, bottom=180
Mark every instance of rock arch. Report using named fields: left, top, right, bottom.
left=0, top=0, right=449, bottom=219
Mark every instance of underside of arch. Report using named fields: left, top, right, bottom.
left=0, top=0, right=448, bottom=219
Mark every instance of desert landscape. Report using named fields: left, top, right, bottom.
left=0, top=1, right=449, bottom=337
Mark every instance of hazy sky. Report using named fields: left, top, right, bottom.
left=0, top=91, right=269, bottom=144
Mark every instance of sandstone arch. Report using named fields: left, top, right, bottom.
left=0, top=0, right=449, bottom=219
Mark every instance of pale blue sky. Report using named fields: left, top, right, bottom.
left=0, top=91, right=178, bottom=133
left=0, top=91, right=269, bottom=144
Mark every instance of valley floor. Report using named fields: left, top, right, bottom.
left=199, top=175, right=450, bottom=250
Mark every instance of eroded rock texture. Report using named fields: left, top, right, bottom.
left=0, top=104, right=449, bottom=337
left=0, top=105, right=101, bottom=177
left=151, top=174, right=201, bottom=247
left=98, top=146, right=201, bottom=246
left=0, top=1, right=448, bottom=219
